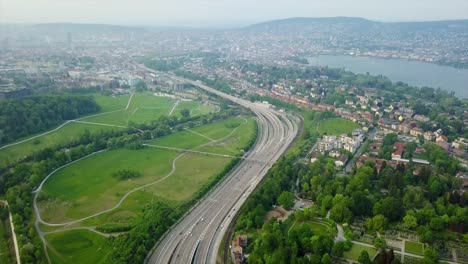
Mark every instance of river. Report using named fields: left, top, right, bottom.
left=308, top=55, right=468, bottom=98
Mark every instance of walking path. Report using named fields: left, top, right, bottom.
left=43, top=226, right=126, bottom=238
left=34, top=122, right=242, bottom=227
left=0, top=93, right=135, bottom=151
left=0, top=200, right=21, bottom=264
left=350, top=240, right=459, bottom=264
left=72, top=120, right=128, bottom=129
left=168, top=100, right=180, bottom=116
left=143, top=144, right=264, bottom=162
left=184, top=128, right=216, bottom=142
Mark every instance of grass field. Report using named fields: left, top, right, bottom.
left=39, top=148, right=179, bottom=223
left=344, top=243, right=378, bottom=261
left=405, top=240, right=424, bottom=255
left=81, top=93, right=176, bottom=126
left=317, top=118, right=359, bottom=136
left=37, top=115, right=256, bottom=263
left=0, top=122, right=123, bottom=166
left=0, top=93, right=216, bottom=167
left=93, top=94, right=130, bottom=112
left=291, top=218, right=335, bottom=237
left=39, top=117, right=255, bottom=224
left=46, top=229, right=112, bottom=264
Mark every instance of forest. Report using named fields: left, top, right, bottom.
left=0, top=95, right=100, bottom=144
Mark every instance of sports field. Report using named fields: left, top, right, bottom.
left=37, top=116, right=256, bottom=263
left=317, top=118, right=359, bottom=135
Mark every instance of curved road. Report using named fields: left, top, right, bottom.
left=145, top=75, right=299, bottom=264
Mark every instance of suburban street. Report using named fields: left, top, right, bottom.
left=144, top=72, right=299, bottom=264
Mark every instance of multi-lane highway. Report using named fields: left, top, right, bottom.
left=141, top=71, right=299, bottom=264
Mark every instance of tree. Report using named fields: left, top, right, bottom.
left=321, top=253, right=331, bottom=264
left=331, top=241, right=345, bottom=257
left=402, top=214, right=418, bottom=229
left=358, top=250, right=371, bottom=264
left=277, top=191, right=295, bottom=209
left=422, top=246, right=439, bottom=263
left=180, top=109, right=190, bottom=118
left=330, top=203, right=353, bottom=223
left=366, top=214, right=388, bottom=232
left=373, top=237, right=387, bottom=249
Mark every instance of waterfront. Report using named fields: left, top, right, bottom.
left=309, top=55, right=468, bottom=98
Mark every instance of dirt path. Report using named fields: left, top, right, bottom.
left=0, top=201, right=21, bottom=264
left=35, top=121, right=242, bottom=227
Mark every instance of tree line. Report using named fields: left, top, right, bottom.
left=0, top=95, right=100, bottom=144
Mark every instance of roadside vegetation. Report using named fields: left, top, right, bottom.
left=232, top=109, right=467, bottom=264
left=0, top=87, right=250, bottom=263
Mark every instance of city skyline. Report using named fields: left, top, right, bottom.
left=1, top=0, right=468, bottom=27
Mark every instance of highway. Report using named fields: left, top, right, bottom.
left=144, top=72, right=299, bottom=264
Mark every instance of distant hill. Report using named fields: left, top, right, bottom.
left=31, top=23, right=144, bottom=33
left=245, top=17, right=468, bottom=33
left=248, top=17, right=376, bottom=28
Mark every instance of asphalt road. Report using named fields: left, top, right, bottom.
left=145, top=74, right=299, bottom=264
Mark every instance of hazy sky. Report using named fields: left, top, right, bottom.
left=1, top=0, right=467, bottom=26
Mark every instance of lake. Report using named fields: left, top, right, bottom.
left=308, top=55, right=468, bottom=98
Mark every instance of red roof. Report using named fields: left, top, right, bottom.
left=393, top=142, right=405, bottom=157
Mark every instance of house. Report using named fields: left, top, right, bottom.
left=414, top=115, right=430, bottom=122
left=369, top=143, right=381, bottom=156
left=357, top=155, right=397, bottom=173
left=335, top=155, right=349, bottom=167
left=424, top=131, right=435, bottom=141
left=436, top=135, right=448, bottom=142
left=392, top=142, right=406, bottom=159
left=452, top=138, right=468, bottom=149
left=410, top=127, right=424, bottom=137
left=231, top=235, right=248, bottom=264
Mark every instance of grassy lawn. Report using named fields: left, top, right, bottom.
left=0, top=122, right=122, bottom=167
left=39, top=148, right=179, bottom=223
left=93, top=94, right=130, bottom=112
left=147, top=117, right=255, bottom=156
left=317, top=118, right=359, bottom=136
left=81, top=93, right=176, bottom=126
left=46, top=229, right=111, bottom=264
left=290, top=218, right=335, bottom=237
left=197, top=118, right=256, bottom=156
left=344, top=243, right=378, bottom=261
left=148, top=130, right=211, bottom=149
left=39, top=116, right=256, bottom=262
left=0, top=93, right=214, bottom=167
left=82, top=94, right=210, bottom=126
left=144, top=153, right=232, bottom=202
left=39, top=117, right=255, bottom=224
left=405, top=240, right=424, bottom=255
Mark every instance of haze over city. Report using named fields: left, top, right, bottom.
left=0, top=1, right=467, bottom=264
left=1, top=0, right=468, bottom=26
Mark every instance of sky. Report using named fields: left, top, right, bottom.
left=1, top=0, right=467, bottom=27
